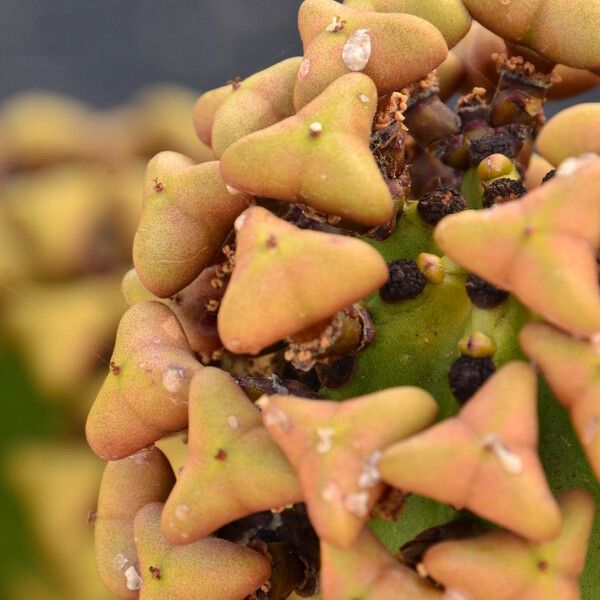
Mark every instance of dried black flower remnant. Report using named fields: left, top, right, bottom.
left=418, top=187, right=467, bottom=225
left=380, top=259, right=427, bottom=303
left=465, top=274, right=509, bottom=309
left=449, top=355, right=496, bottom=403
left=482, top=178, right=527, bottom=208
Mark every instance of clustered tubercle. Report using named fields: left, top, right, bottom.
left=87, top=1, right=600, bottom=599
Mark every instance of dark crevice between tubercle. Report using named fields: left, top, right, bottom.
left=315, top=354, right=357, bottom=389
left=433, top=82, right=532, bottom=170
left=256, top=198, right=353, bottom=236
left=465, top=274, right=509, bottom=309
left=541, top=169, right=556, bottom=184
left=408, top=146, right=462, bottom=198
left=368, top=94, right=411, bottom=241
left=284, top=304, right=375, bottom=387
left=219, top=504, right=320, bottom=599
left=235, top=374, right=321, bottom=402
left=398, top=519, right=490, bottom=576
left=375, top=487, right=409, bottom=522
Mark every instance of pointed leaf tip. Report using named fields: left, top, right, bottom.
left=379, top=362, right=562, bottom=542
left=218, top=206, right=388, bottom=355
left=121, top=267, right=224, bottom=357
left=211, top=57, right=302, bottom=158
left=261, top=387, right=437, bottom=547
left=86, top=302, right=202, bottom=461
left=343, top=0, right=471, bottom=49
left=462, top=0, right=600, bottom=70
left=321, top=528, right=443, bottom=599
left=520, top=322, right=600, bottom=481
left=161, top=367, right=302, bottom=544
left=133, top=154, right=250, bottom=298
left=295, top=0, right=448, bottom=109
left=193, top=84, right=233, bottom=147
left=220, top=72, right=395, bottom=227
left=537, top=104, right=600, bottom=167
left=423, top=489, right=594, bottom=600
left=135, top=503, right=272, bottom=600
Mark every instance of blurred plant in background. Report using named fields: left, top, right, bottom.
left=0, top=86, right=212, bottom=600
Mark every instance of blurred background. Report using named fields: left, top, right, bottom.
left=0, top=2, right=301, bottom=599
left=0, top=1, right=303, bottom=105
left=0, top=2, right=598, bottom=599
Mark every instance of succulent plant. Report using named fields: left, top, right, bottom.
left=88, top=2, right=600, bottom=599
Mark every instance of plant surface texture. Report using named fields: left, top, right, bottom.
left=86, top=2, right=600, bottom=598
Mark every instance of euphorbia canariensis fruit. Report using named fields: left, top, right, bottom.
left=94, top=447, right=175, bottom=599
left=294, top=0, right=447, bottom=109
left=461, top=0, right=600, bottom=70
left=220, top=73, right=394, bottom=226
left=209, top=57, right=302, bottom=158
left=260, top=387, right=437, bottom=548
left=217, top=206, right=388, bottom=354
left=536, top=103, right=600, bottom=166
left=161, top=367, right=302, bottom=543
left=321, top=529, right=443, bottom=599
left=423, top=490, right=594, bottom=600
left=435, top=156, right=600, bottom=337
left=86, top=302, right=202, bottom=460
left=379, top=362, right=561, bottom=541
left=520, top=322, right=600, bottom=480
left=87, top=2, right=600, bottom=597
left=343, top=0, right=471, bottom=49
left=133, top=153, right=250, bottom=298
left=135, top=503, right=272, bottom=600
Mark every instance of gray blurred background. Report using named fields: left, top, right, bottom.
left=0, top=1, right=303, bottom=105
left=1, top=0, right=598, bottom=111
left=0, top=3, right=598, bottom=600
